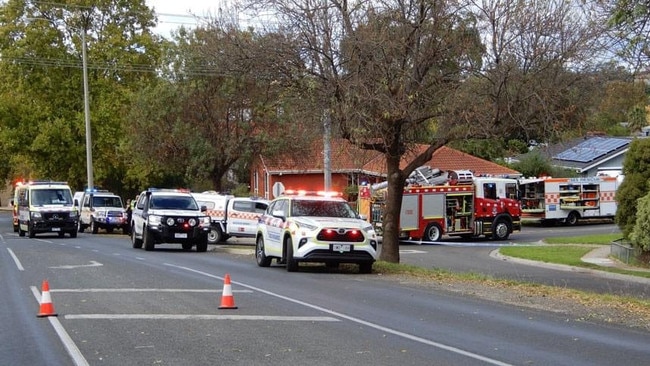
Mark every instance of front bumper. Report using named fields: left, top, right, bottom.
left=147, top=225, right=210, bottom=243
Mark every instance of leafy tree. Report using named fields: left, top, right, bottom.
left=630, top=190, right=650, bottom=251
left=0, top=0, right=162, bottom=197
left=511, top=152, right=553, bottom=178
left=615, top=138, right=650, bottom=239
left=607, top=0, right=650, bottom=71
left=125, top=10, right=317, bottom=192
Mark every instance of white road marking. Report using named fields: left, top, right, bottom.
left=65, top=314, right=338, bottom=321
left=50, top=261, right=103, bottom=269
left=7, top=248, right=24, bottom=271
left=165, top=263, right=513, bottom=366
left=51, top=288, right=252, bottom=293
left=30, top=286, right=89, bottom=366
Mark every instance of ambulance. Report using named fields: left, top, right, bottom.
left=191, top=191, right=269, bottom=244
left=519, top=176, right=619, bottom=225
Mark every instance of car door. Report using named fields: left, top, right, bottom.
left=131, top=193, right=147, bottom=238
left=263, top=199, right=287, bottom=255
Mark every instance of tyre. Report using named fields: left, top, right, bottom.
left=28, top=223, right=36, bottom=238
left=208, top=226, right=224, bottom=244
left=424, top=223, right=442, bottom=242
left=359, top=262, right=373, bottom=274
left=565, top=211, right=579, bottom=226
left=91, top=219, right=98, bottom=234
left=77, top=220, right=84, bottom=233
left=58, top=232, right=65, bottom=238
left=255, top=236, right=272, bottom=267
left=18, top=226, right=25, bottom=237
left=182, top=242, right=193, bottom=251
left=131, top=225, right=143, bottom=249
left=106, top=227, right=114, bottom=234
left=285, top=237, right=298, bottom=272
left=143, top=227, right=155, bottom=251
left=196, top=238, right=208, bottom=252
left=13, top=224, right=19, bottom=233
left=69, top=230, right=77, bottom=238
left=491, top=218, right=510, bottom=240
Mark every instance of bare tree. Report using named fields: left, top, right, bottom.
left=456, top=0, right=611, bottom=143
left=244, top=0, right=483, bottom=262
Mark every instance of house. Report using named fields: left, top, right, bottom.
left=251, top=139, right=521, bottom=200
left=514, top=136, right=632, bottom=177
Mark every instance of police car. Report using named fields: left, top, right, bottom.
left=255, top=190, right=378, bottom=273
left=130, top=188, right=211, bottom=252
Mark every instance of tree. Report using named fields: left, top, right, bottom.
left=245, top=0, right=484, bottom=262
left=124, top=10, right=318, bottom=192
left=0, top=0, right=162, bottom=197
left=607, top=0, right=650, bottom=72
left=630, top=190, right=650, bottom=252
left=451, top=0, right=611, bottom=144
left=615, top=138, right=650, bottom=240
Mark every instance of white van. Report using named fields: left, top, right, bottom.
left=15, top=181, right=79, bottom=238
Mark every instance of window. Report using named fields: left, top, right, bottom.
left=483, top=183, right=497, bottom=200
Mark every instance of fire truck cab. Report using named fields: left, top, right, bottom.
left=361, top=170, right=521, bottom=242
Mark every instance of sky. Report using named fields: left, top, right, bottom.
left=145, top=0, right=222, bottom=37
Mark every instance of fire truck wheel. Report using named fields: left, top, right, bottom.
left=565, top=211, right=579, bottom=226
left=491, top=219, right=510, bottom=240
left=424, top=223, right=442, bottom=242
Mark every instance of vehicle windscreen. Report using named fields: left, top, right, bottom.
left=31, top=189, right=73, bottom=206
left=93, top=196, right=123, bottom=208
left=149, top=196, right=199, bottom=210
left=291, top=200, right=357, bottom=218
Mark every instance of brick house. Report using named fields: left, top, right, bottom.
left=250, top=139, right=520, bottom=200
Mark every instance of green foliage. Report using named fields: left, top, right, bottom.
left=615, top=138, right=650, bottom=239
left=511, top=151, right=553, bottom=177
left=448, top=138, right=505, bottom=161
left=630, top=191, right=650, bottom=251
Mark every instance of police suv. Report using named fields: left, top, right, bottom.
left=255, top=190, right=378, bottom=273
left=130, top=189, right=211, bottom=252
left=78, top=190, right=128, bottom=234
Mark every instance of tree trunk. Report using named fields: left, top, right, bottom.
left=378, top=155, right=405, bottom=263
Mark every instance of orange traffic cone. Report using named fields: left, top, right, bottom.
left=37, top=280, right=58, bottom=317
left=218, top=274, right=238, bottom=309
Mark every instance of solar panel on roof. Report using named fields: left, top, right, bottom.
left=553, top=137, right=629, bottom=163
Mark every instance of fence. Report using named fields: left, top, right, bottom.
left=610, top=239, right=634, bottom=264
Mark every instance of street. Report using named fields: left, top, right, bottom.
left=1, top=213, right=649, bottom=365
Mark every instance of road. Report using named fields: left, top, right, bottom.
left=2, top=213, right=649, bottom=365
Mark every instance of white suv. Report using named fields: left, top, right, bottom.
left=130, top=189, right=211, bottom=252
left=255, top=191, right=378, bottom=273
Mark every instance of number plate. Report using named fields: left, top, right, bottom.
left=52, top=227, right=61, bottom=231
left=174, top=233, right=188, bottom=238
left=331, top=244, right=351, bottom=252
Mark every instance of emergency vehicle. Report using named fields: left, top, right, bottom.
left=191, top=191, right=269, bottom=244
left=518, top=176, right=618, bottom=225
left=14, top=181, right=79, bottom=238
left=359, top=170, right=522, bottom=242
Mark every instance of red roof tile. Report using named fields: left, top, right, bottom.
left=261, top=140, right=520, bottom=177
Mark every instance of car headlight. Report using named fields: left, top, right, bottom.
left=166, top=217, right=175, bottom=226
left=188, top=218, right=197, bottom=226
left=96, top=211, right=106, bottom=218
left=149, top=215, right=162, bottom=225
left=200, top=216, right=211, bottom=227
left=31, top=211, right=42, bottom=219
left=294, top=220, right=318, bottom=231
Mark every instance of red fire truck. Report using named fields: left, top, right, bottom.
left=359, top=170, right=522, bottom=242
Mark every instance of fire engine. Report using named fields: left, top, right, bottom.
left=518, top=176, right=619, bottom=225
left=359, top=168, right=521, bottom=242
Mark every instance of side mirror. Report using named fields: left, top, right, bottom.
left=271, top=210, right=286, bottom=220
left=201, top=205, right=208, bottom=212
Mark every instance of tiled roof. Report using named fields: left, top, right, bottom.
left=261, top=139, right=520, bottom=177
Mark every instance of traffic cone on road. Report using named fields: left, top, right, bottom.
left=218, top=274, right=238, bottom=309
left=37, top=280, right=58, bottom=317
